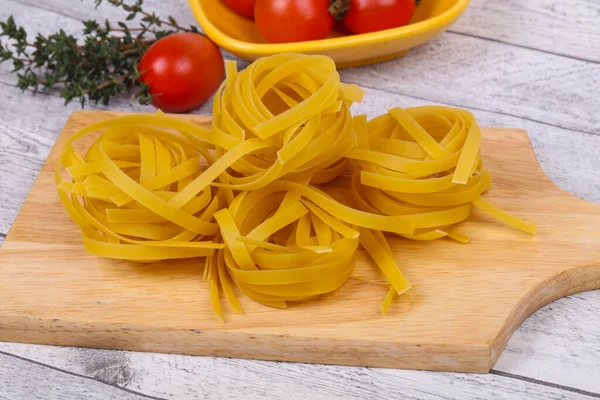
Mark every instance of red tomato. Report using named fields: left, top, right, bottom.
left=222, top=0, right=256, bottom=18
left=254, top=0, right=334, bottom=43
left=138, top=33, right=224, bottom=113
left=343, top=0, right=415, bottom=34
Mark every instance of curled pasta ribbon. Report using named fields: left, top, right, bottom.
left=55, top=114, right=225, bottom=261
left=54, top=54, right=539, bottom=319
left=206, top=182, right=411, bottom=319
left=208, top=54, right=363, bottom=197
left=348, top=107, right=538, bottom=240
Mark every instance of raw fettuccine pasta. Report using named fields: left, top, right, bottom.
left=206, top=181, right=412, bottom=319
left=348, top=107, right=538, bottom=241
left=55, top=113, right=225, bottom=261
left=210, top=53, right=363, bottom=191
left=55, top=54, right=537, bottom=320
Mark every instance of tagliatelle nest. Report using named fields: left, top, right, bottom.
left=56, top=114, right=225, bottom=261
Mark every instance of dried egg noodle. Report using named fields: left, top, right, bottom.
left=206, top=182, right=412, bottom=319
left=55, top=54, right=537, bottom=320
left=348, top=107, right=538, bottom=240
left=210, top=54, right=363, bottom=189
left=56, top=114, right=225, bottom=261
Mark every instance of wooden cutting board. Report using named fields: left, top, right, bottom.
left=1, top=110, right=599, bottom=373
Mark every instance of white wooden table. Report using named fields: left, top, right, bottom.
left=1, top=0, right=599, bottom=398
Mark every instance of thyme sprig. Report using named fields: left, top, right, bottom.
left=0, top=0, right=199, bottom=107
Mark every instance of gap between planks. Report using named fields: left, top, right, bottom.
left=1, top=75, right=598, bottom=141
left=0, top=350, right=167, bottom=400
left=354, top=83, right=600, bottom=138
left=446, top=30, right=600, bottom=65
left=490, top=370, right=600, bottom=399
left=1, top=348, right=599, bottom=399
left=4, top=0, right=597, bottom=66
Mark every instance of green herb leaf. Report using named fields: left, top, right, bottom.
left=0, top=0, right=202, bottom=108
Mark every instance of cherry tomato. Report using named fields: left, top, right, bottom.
left=222, top=0, right=256, bottom=18
left=138, top=32, right=224, bottom=113
left=343, top=0, right=415, bottom=34
left=254, top=0, right=334, bottom=44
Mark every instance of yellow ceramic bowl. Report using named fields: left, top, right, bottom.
left=188, top=0, right=470, bottom=68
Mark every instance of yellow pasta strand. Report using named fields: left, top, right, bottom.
left=472, top=197, right=538, bottom=234
left=214, top=187, right=359, bottom=308
left=210, top=53, right=361, bottom=191
left=210, top=182, right=418, bottom=313
left=350, top=106, right=538, bottom=240
left=380, top=286, right=396, bottom=315
left=55, top=113, right=223, bottom=261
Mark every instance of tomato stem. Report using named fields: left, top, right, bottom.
left=329, top=0, right=350, bottom=20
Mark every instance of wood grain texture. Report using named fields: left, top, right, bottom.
left=0, top=352, right=149, bottom=400
left=1, top=110, right=599, bottom=373
left=495, top=291, right=600, bottom=394
left=451, top=0, right=600, bottom=62
left=11, top=0, right=600, bottom=63
left=2, top=343, right=599, bottom=400
left=1, top=0, right=600, bottom=396
left=4, top=0, right=599, bottom=132
left=0, top=83, right=80, bottom=236
left=341, top=34, right=600, bottom=135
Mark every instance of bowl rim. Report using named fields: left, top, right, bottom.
left=189, top=0, right=470, bottom=54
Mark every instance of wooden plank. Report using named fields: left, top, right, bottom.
left=1, top=110, right=600, bottom=373
left=0, top=342, right=598, bottom=400
left=1, top=83, right=598, bottom=391
left=7, top=0, right=200, bottom=29
left=3, top=0, right=598, bottom=135
left=12, top=0, right=600, bottom=64
left=0, top=0, right=84, bottom=36
left=1, top=0, right=599, bottom=392
left=341, top=32, right=600, bottom=135
left=5, top=0, right=600, bottom=134
left=451, top=0, right=600, bottom=62
left=495, top=291, right=600, bottom=394
left=0, top=85, right=74, bottom=236
left=0, top=80, right=599, bottom=375
left=0, top=352, right=148, bottom=400
left=0, top=83, right=598, bottom=388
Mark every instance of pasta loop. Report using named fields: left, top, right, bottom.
left=208, top=183, right=411, bottom=319
left=349, top=107, right=538, bottom=240
left=210, top=54, right=363, bottom=191
left=56, top=114, right=225, bottom=261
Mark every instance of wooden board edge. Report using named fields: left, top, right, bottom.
left=486, top=125, right=600, bottom=367
left=508, top=127, right=600, bottom=208
left=4, top=111, right=87, bottom=243
left=490, top=262, right=600, bottom=366
left=0, top=315, right=494, bottom=373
